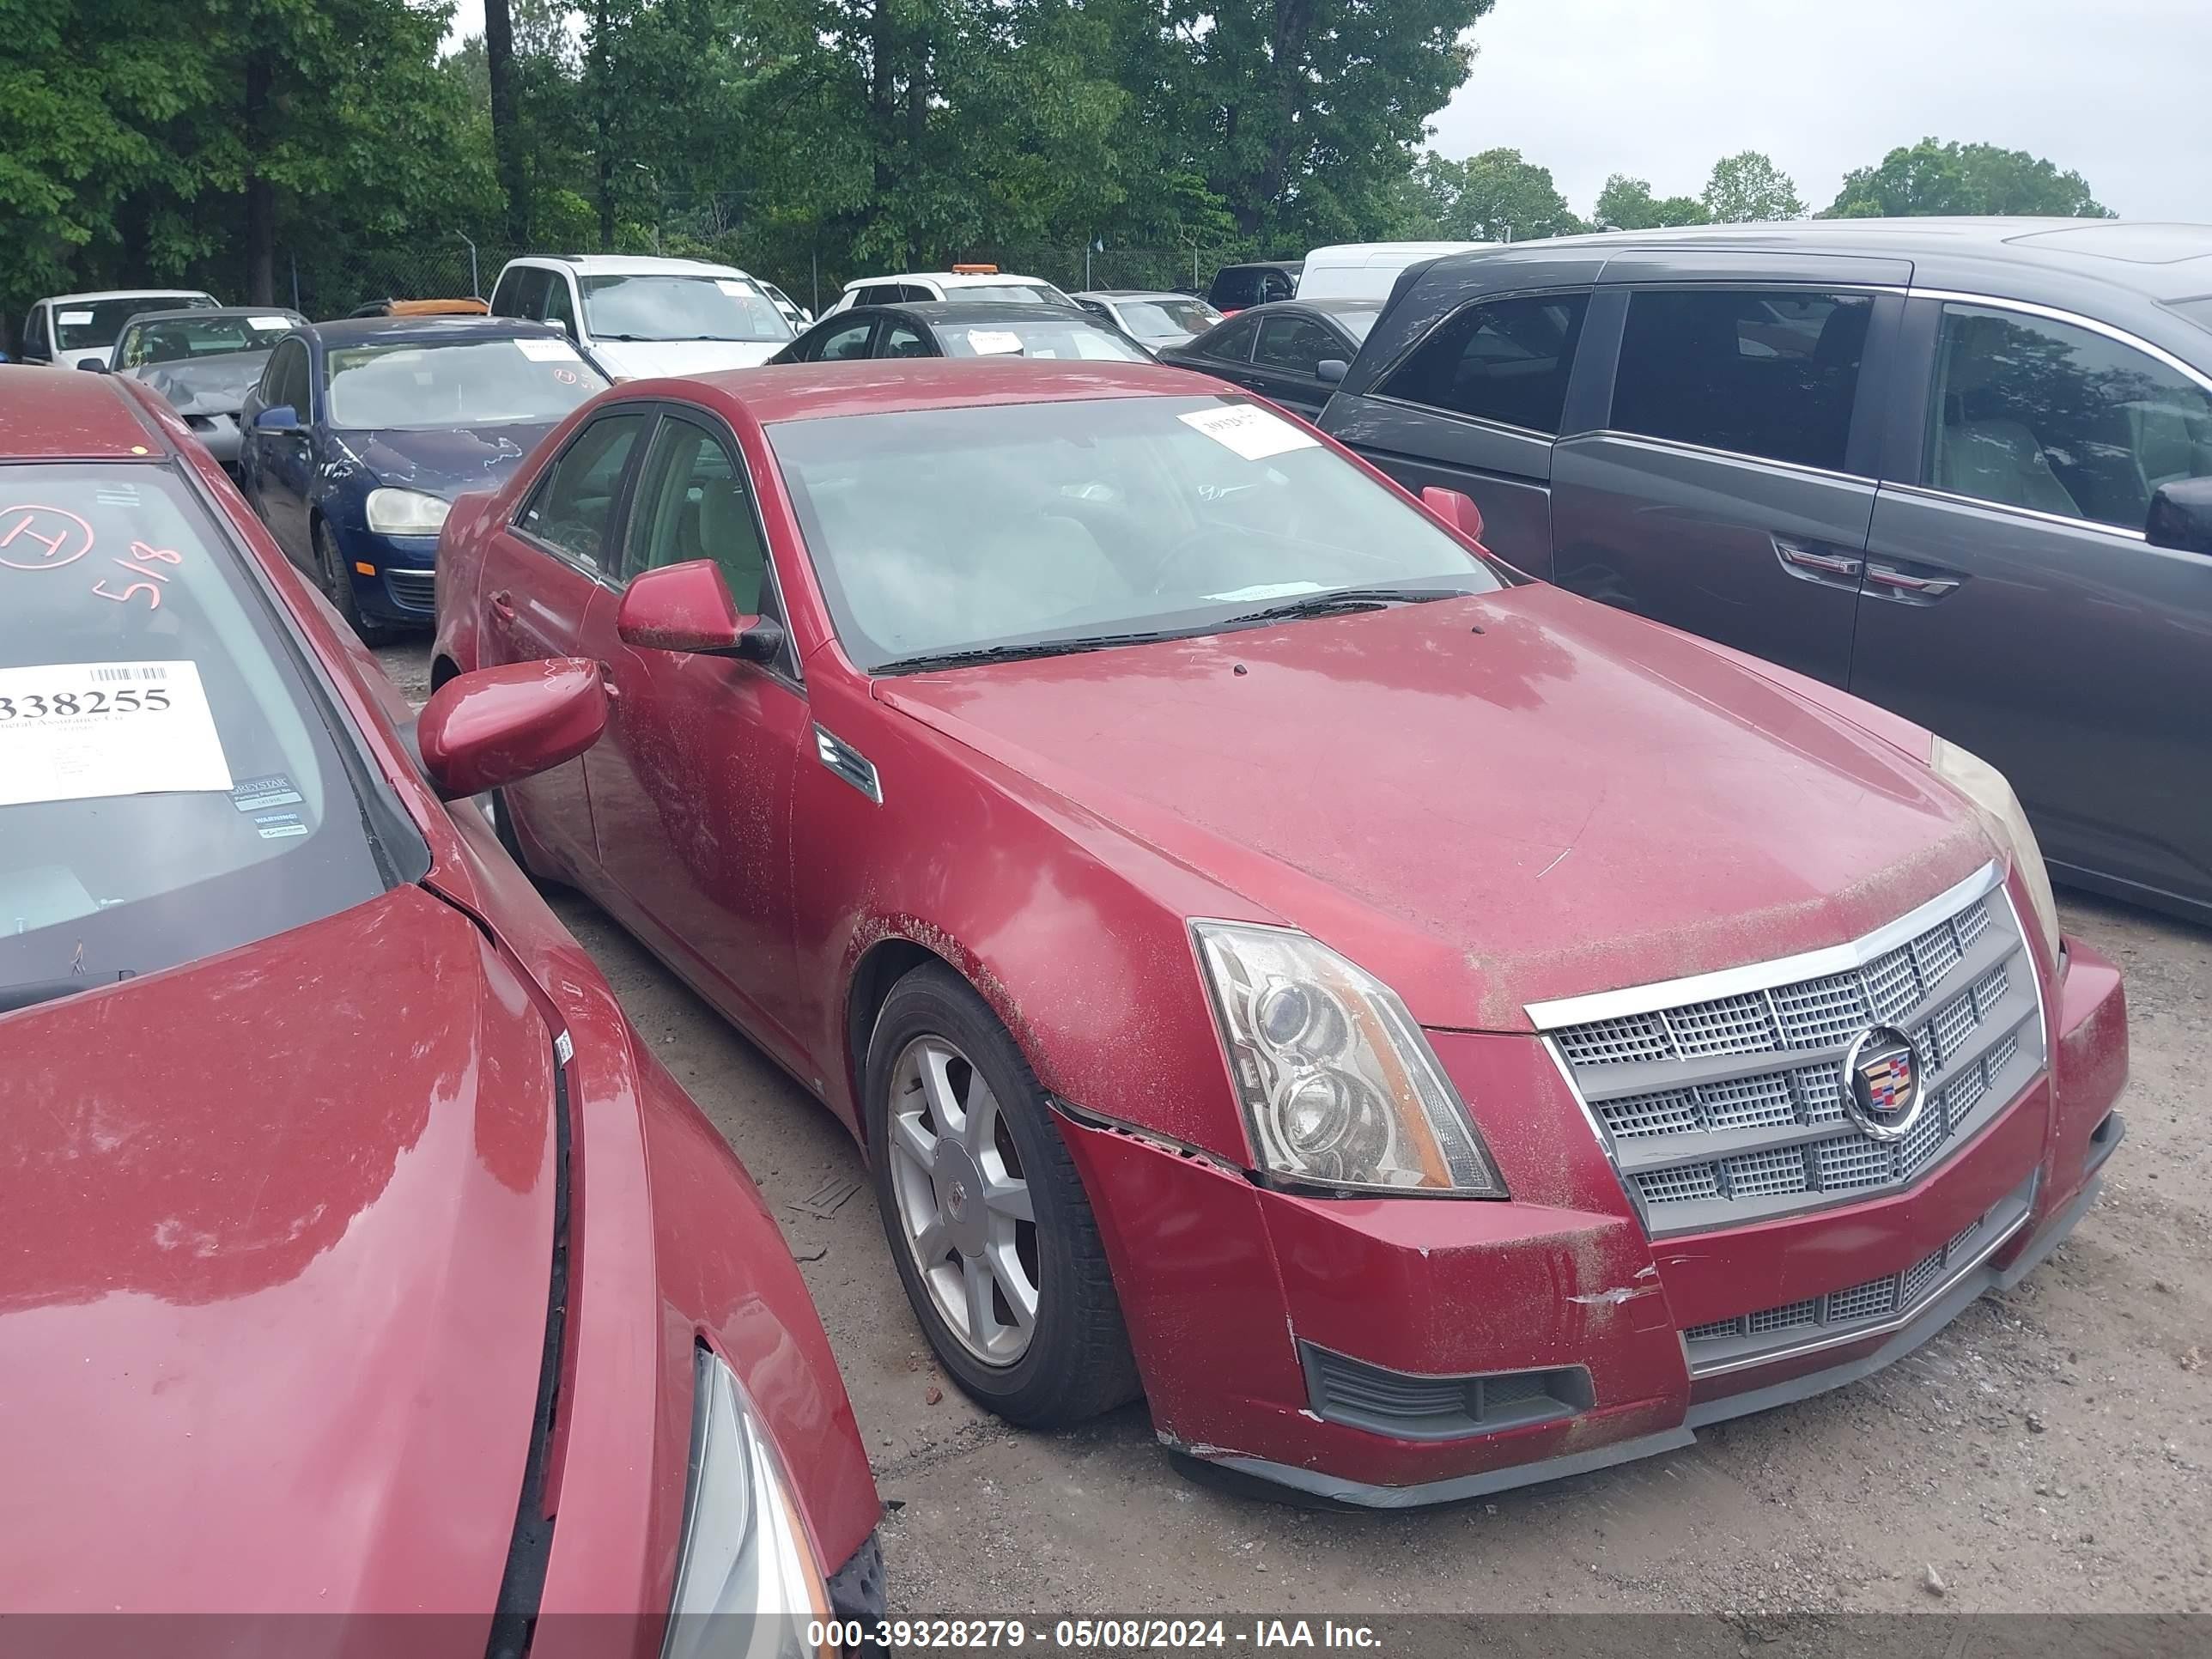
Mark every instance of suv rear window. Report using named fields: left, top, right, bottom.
left=1611, top=289, right=1873, bottom=472
left=1377, top=293, right=1589, bottom=434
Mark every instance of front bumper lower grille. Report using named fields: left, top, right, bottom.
left=1530, top=864, right=2047, bottom=1236
left=1679, top=1178, right=2036, bottom=1376
left=384, top=568, right=435, bottom=613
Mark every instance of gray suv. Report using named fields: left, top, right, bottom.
left=1319, top=220, right=2212, bottom=924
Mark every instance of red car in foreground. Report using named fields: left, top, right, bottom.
left=434, top=360, right=2128, bottom=1507
left=0, top=368, right=883, bottom=1634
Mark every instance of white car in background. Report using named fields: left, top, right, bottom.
left=1297, top=241, right=1497, bottom=301
left=486, top=253, right=795, bottom=379
left=759, top=279, right=812, bottom=329
left=15, top=289, right=220, bottom=369
left=826, top=265, right=1073, bottom=313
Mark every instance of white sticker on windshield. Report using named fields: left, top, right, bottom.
left=58, top=310, right=94, bottom=326
left=1206, top=580, right=1325, bottom=603
left=514, top=337, right=580, bottom=362
left=1178, top=404, right=1319, bottom=461
left=714, top=279, right=756, bottom=297
left=247, top=315, right=293, bottom=331
left=0, top=661, right=232, bottom=808
left=967, top=330, right=1024, bottom=356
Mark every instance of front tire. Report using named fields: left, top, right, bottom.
left=865, top=962, right=1139, bottom=1427
left=314, top=518, right=400, bottom=647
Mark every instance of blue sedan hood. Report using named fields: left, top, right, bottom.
left=337, top=423, right=561, bottom=501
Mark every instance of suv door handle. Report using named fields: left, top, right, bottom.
left=489, top=589, right=516, bottom=622
left=1864, top=562, right=1962, bottom=601
left=1775, top=539, right=1863, bottom=581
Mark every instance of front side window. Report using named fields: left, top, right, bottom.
left=768, top=393, right=1504, bottom=672
left=1255, top=315, right=1347, bottom=378
left=0, top=463, right=404, bottom=993
left=491, top=266, right=549, bottom=319
left=323, top=337, right=610, bottom=431
left=623, top=416, right=770, bottom=613
left=259, top=337, right=309, bottom=416
left=582, top=274, right=792, bottom=343
left=812, top=319, right=875, bottom=362
left=1198, top=316, right=1261, bottom=365
left=1380, top=292, right=1589, bottom=435
left=518, top=410, right=649, bottom=573
left=881, top=322, right=932, bottom=359
left=1612, top=289, right=1872, bottom=471
left=1926, top=303, right=2212, bottom=531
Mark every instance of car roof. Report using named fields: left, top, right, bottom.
left=302, top=315, right=568, bottom=349
left=668, top=359, right=1230, bottom=424
left=842, top=271, right=1060, bottom=290
left=121, top=306, right=301, bottom=325
left=514, top=253, right=750, bottom=278
left=859, top=300, right=1103, bottom=323
left=0, top=366, right=170, bottom=458
left=1229, top=298, right=1382, bottom=320
left=42, top=289, right=215, bottom=307
left=1215, top=260, right=1304, bottom=273
left=1073, top=289, right=1199, bottom=301
left=1432, top=218, right=2212, bottom=303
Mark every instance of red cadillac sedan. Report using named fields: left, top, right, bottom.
left=0, top=368, right=884, bottom=1634
left=433, top=360, right=2128, bottom=1507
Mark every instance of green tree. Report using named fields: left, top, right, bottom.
left=1591, top=173, right=1709, bottom=231
left=1703, top=150, right=1805, bottom=222
left=1413, top=148, right=1583, bottom=242
left=1824, top=138, right=2112, bottom=219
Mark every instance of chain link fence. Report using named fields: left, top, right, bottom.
left=277, top=240, right=1239, bottom=320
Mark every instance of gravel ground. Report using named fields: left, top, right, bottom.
left=386, top=638, right=2209, bottom=1617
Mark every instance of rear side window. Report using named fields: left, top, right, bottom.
left=1198, top=316, right=1261, bottom=364
left=1612, top=289, right=1873, bottom=472
left=1378, top=293, right=1589, bottom=434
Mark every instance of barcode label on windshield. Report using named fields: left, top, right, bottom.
left=90, top=665, right=167, bottom=683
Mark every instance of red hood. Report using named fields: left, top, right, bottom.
left=0, top=886, right=558, bottom=1614
left=878, top=585, right=1996, bottom=1030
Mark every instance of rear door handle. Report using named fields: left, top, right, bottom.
left=1775, top=540, right=1863, bottom=580
left=1864, top=562, right=1962, bottom=601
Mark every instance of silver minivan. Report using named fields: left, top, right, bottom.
left=1319, top=220, right=2212, bottom=923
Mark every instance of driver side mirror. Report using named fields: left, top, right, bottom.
left=253, top=404, right=301, bottom=432
left=77, top=359, right=109, bottom=374
left=1421, top=484, right=1486, bottom=544
left=1316, top=358, right=1348, bottom=386
left=617, top=560, right=784, bottom=665
left=418, top=659, right=608, bottom=800
left=2146, top=477, right=2212, bottom=556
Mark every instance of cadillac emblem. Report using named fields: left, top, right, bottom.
left=1841, top=1024, right=1926, bottom=1140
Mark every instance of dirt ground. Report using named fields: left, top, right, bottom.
left=386, top=640, right=2209, bottom=1618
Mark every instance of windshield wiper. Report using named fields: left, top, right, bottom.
left=873, top=630, right=1188, bottom=675
left=1219, top=586, right=1471, bottom=628
left=0, top=971, right=133, bottom=1015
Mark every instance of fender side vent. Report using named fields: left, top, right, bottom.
left=1299, top=1343, right=1593, bottom=1443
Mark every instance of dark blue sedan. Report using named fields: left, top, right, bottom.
left=237, top=316, right=611, bottom=640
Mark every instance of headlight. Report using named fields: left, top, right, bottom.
left=663, top=1348, right=833, bottom=1659
left=1193, top=921, right=1505, bottom=1195
left=364, top=487, right=452, bottom=537
left=1931, top=737, right=2061, bottom=964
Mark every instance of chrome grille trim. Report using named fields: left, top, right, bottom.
left=1679, top=1179, right=2035, bottom=1376
left=1534, top=863, right=2051, bottom=1236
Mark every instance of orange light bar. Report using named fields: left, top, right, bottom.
left=950, top=264, right=1000, bottom=274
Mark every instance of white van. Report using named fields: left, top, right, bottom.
left=1297, top=242, right=1496, bottom=302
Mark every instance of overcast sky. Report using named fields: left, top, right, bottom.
left=1437, top=0, right=2211, bottom=219
left=444, top=0, right=2209, bottom=221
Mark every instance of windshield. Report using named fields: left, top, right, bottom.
left=0, top=464, right=402, bottom=998
left=1114, top=298, right=1221, bottom=340
left=947, top=283, right=1068, bottom=306
left=580, top=273, right=793, bottom=343
left=937, top=319, right=1151, bottom=362
left=768, top=394, right=1501, bottom=672
left=119, top=313, right=293, bottom=368
left=54, top=297, right=214, bottom=353
left=325, top=337, right=610, bottom=430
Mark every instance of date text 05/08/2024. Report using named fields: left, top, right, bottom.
left=807, top=1620, right=1382, bottom=1650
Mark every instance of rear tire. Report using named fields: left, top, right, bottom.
left=865, top=961, right=1139, bottom=1428
left=314, top=518, right=400, bottom=647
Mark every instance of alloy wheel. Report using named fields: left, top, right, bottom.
left=884, top=1034, right=1040, bottom=1365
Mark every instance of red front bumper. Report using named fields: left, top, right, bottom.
left=1060, top=939, right=2128, bottom=1506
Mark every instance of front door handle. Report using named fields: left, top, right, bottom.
left=596, top=660, right=621, bottom=702
left=489, top=589, right=516, bottom=623
left=1775, top=539, right=1863, bottom=581
left=1864, top=562, right=1962, bottom=601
